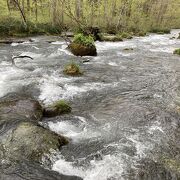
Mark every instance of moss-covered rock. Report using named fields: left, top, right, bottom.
left=44, top=100, right=72, bottom=117
left=173, top=48, right=180, bottom=55
left=119, top=32, right=133, bottom=39
left=64, top=62, right=82, bottom=76
left=68, top=33, right=97, bottom=56
left=102, top=35, right=123, bottom=42
left=1, top=121, right=68, bottom=162
left=135, top=31, right=147, bottom=37
left=68, top=42, right=97, bottom=56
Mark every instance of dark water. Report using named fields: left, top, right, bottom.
left=0, top=30, right=180, bottom=180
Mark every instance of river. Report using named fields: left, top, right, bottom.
left=0, top=30, right=180, bottom=180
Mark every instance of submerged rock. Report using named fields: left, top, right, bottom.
left=68, top=42, right=97, bottom=56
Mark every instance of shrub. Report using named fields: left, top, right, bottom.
left=0, top=17, right=62, bottom=37
left=63, top=62, right=82, bottom=76
left=173, top=48, right=180, bottom=55
left=149, top=28, right=170, bottom=34
left=73, top=33, right=95, bottom=47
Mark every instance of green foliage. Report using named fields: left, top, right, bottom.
left=53, top=100, right=72, bottom=113
left=73, top=33, right=95, bottom=47
left=63, top=62, right=82, bottom=76
left=0, top=17, right=62, bottom=37
left=149, top=28, right=171, bottom=34
left=173, top=48, right=180, bottom=55
left=119, top=32, right=133, bottom=39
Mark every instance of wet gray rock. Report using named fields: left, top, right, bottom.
left=0, top=121, right=68, bottom=162
left=0, top=161, right=82, bottom=180
left=0, top=93, right=43, bottom=122
left=0, top=93, right=80, bottom=180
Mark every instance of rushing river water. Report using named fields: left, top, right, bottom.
left=0, top=30, right=180, bottom=180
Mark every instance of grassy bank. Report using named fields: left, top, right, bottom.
left=0, top=17, right=62, bottom=38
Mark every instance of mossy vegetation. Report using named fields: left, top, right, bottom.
left=149, top=28, right=171, bottom=34
left=0, top=17, right=62, bottom=37
left=63, top=62, right=82, bottom=76
left=173, top=48, right=180, bottom=55
left=53, top=100, right=72, bottom=113
left=73, top=33, right=95, bottom=47
left=69, top=33, right=97, bottom=56
left=119, top=32, right=133, bottom=39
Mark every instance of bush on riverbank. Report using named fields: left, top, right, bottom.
left=64, top=62, right=82, bottom=76
left=149, top=28, right=170, bottom=34
left=173, top=48, right=180, bottom=55
left=0, top=17, right=62, bottom=37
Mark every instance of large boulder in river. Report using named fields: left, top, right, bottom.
left=68, top=33, right=97, bottom=56
left=0, top=93, right=43, bottom=122
left=68, top=42, right=97, bottom=56
left=0, top=93, right=80, bottom=180
left=0, top=121, right=68, bottom=162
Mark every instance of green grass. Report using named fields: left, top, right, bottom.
left=0, top=17, right=62, bottom=37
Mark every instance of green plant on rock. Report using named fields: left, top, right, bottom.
left=53, top=100, right=72, bottom=113
left=63, top=62, right=82, bottom=76
left=173, top=48, right=180, bottom=55
left=73, top=33, right=95, bottom=47
left=119, top=32, right=133, bottom=39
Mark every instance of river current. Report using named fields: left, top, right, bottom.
left=0, top=30, right=180, bottom=180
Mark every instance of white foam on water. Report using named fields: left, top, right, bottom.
left=58, top=45, right=73, bottom=56
left=39, top=75, right=117, bottom=105
left=48, top=116, right=101, bottom=142
left=11, top=43, right=20, bottom=46
left=108, top=62, right=119, bottom=66
left=96, top=41, right=135, bottom=52
left=149, top=47, right=175, bottom=53
left=0, top=67, right=27, bottom=97
left=51, top=41, right=65, bottom=45
left=53, top=154, right=125, bottom=180
left=148, top=121, right=164, bottom=134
